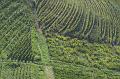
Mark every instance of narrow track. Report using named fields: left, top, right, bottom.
left=27, top=0, right=55, bottom=79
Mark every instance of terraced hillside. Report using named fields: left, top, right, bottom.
left=0, top=0, right=34, bottom=62
left=0, top=0, right=120, bottom=79
left=36, top=0, right=120, bottom=44
left=0, top=0, right=46, bottom=79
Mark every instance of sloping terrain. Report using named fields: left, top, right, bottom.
left=47, top=34, right=120, bottom=79
left=37, top=0, right=120, bottom=44
left=0, top=0, right=120, bottom=79
left=0, top=0, right=45, bottom=79
left=0, top=0, right=33, bottom=62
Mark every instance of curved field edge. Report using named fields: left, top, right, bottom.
left=37, top=0, right=120, bottom=45
left=0, top=0, right=120, bottom=79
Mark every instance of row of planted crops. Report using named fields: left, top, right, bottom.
left=36, top=1, right=120, bottom=78
left=0, top=0, right=120, bottom=79
left=0, top=62, right=43, bottom=79
left=37, top=0, right=120, bottom=44
left=0, top=0, right=43, bottom=79
left=0, top=0, right=35, bottom=62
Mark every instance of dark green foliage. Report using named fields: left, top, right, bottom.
left=0, top=0, right=120, bottom=79
left=47, top=34, right=120, bottom=79
left=0, top=0, right=35, bottom=62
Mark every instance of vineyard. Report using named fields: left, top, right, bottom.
left=0, top=0, right=120, bottom=79
left=0, top=0, right=34, bottom=62
left=0, top=62, right=44, bottom=79
left=0, top=0, right=45, bottom=79
left=36, top=0, right=120, bottom=44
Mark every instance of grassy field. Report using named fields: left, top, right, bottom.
left=0, top=0, right=120, bottom=79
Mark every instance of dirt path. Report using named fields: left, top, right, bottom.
left=36, top=32, right=55, bottom=79
left=27, top=0, right=55, bottom=79
left=44, top=66, right=55, bottom=79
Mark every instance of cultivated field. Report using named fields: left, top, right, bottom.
left=0, top=0, right=120, bottom=79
